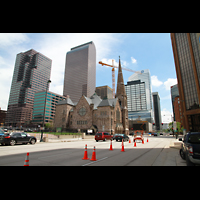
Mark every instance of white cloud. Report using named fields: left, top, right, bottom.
left=131, top=57, right=137, bottom=64
left=164, top=78, right=177, bottom=90
left=0, top=33, right=29, bottom=48
left=151, top=75, right=163, bottom=87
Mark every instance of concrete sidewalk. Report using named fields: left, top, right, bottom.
left=153, top=144, right=186, bottom=166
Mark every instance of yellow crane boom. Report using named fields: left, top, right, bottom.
left=99, top=60, right=142, bottom=98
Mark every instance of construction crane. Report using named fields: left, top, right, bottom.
left=99, top=60, right=143, bottom=98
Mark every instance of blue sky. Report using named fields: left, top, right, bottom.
left=0, top=33, right=177, bottom=122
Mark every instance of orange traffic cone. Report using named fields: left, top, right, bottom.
left=129, top=138, right=131, bottom=143
left=109, top=140, right=113, bottom=151
left=142, top=139, right=144, bottom=144
left=90, top=146, right=97, bottom=161
left=121, top=139, right=125, bottom=152
left=147, top=138, right=149, bottom=142
left=24, top=152, right=29, bottom=166
left=134, top=141, right=137, bottom=147
left=82, top=144, right=90, bottom=160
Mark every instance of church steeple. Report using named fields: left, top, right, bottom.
left=116, top=56, right=126, bottom=98
left=115, top=56, right=129, bottom=135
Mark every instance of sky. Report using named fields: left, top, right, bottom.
left=0, top=33, right=177, bottom=123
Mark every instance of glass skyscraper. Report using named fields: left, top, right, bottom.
left=32, top=90, right=66, bottom=125
left=5, top=49, right=52, bottom=127
left=171, top=33, right=200, bottom=131
left=152, top=92, right=162, bottom=130
left=63, top=41, right=96, bottom=103
left=125, top=69, right=153, bottom=123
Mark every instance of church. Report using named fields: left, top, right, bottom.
left=54, top=57, right=129, bottom=135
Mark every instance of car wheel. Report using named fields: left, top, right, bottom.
left=96, top=140, right=98, bottom=142
left=30, top=139, right=36, bottom=145
left=10, top=140, right=16, bottom=146
left=179, top=149, right=186, bottom=160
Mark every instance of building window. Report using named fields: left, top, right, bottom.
left=79, top=107, right=86, bottom=116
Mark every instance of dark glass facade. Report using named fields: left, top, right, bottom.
left=174, top=33, right=199, bottom=110
left=171, top=33, right=200, bottom=131
left=63, top=41, right=96, bottom=103
left=152, top=92, right=162, bottom=131
left=5, top=49, right=52, bottom=127
left=32, top=91, right=66, bottom=124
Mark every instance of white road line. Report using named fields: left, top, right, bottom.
left=82, top=157, right=108, bottom=166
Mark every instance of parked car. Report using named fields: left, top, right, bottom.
left=154, top=132, right=158, bottom=136
left=0, top=132, right=37, bottom=146
left=179, top=132, right=200, bottom=166
left=95, top=132, right=113, bottom=142
left=113, top=133, right=129, bottom=142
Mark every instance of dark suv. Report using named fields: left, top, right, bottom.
left=180, top=132, right=200, bottom=166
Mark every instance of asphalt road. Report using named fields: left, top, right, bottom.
left=0, top=135, right=186, bottom=166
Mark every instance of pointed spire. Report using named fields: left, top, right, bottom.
left=116, top=56, right=125, bottom=97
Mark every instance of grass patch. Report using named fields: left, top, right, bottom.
left=33, top=132, right=81, bottom=135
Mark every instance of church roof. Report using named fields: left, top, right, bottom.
left=98, top=98, right=118, bottom=107
left=56, top=97, right=74, bottom=106
left=83, top=93, right=102, bottom=109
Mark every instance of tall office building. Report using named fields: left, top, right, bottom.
left=5, top=49, right=52, bottom=127
left=32, top=90, right=66, bottom=125
left=125, top=69, right=153, bottom=123
left=152, top=92, right=162, bottom=131
left=171, top=33, right=200, bottom=131
left=170, top=84, right=179, bottom=121
left=63, top=41, right=96, bottom=103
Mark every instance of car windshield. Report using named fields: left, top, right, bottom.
left=188, top=134, right=200, bottom=144
left=115, top=134, right=123, bottom=136
left=96, top=133, right=102, bottom=136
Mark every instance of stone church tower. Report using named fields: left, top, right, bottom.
left=115, top=57, right=129, bottom=135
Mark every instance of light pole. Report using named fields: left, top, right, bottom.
left=40, top=80, right=51, bottom=142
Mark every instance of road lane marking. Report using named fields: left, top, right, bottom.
left=82, top=157, right=108, bottom=166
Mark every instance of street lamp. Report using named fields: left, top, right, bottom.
left=40, top=80, right=51, bottom=142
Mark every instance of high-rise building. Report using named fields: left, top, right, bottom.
left=5, top=49, right=52, bottom=127
left=125, top=69, right=153, bottom=123
left=170, top=84, right=179, bottom=121
left=95, top=85, right=113, bottom=100
left=63, top=41, right=96, bottom=103
left=171, top=33, right=200, bottom=131
left=32, top=90, right=66, bottom=125
left=128, top=69, right=152, bottom=110
left=152, top=92, right=162, bottom=131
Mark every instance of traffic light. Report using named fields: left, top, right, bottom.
left=161, top=123, right=163, bottom=126
left=153, top=123, right=155, bottom=125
